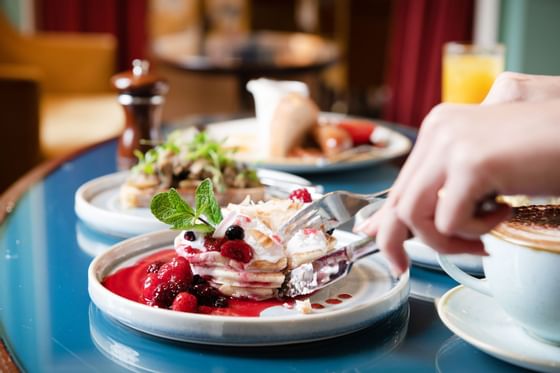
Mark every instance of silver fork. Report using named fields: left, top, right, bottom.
left=277, top=188, right=390, bottom=243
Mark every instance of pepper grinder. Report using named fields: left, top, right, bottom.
left=111, top=59, right=169, bottom=170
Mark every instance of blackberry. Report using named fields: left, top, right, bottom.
left=191, top=283, right=222, bottom=306
left=213, top=296, right=229, bottom=308
left=184, top=231, right=196, bottom=241
left=152, top=281, right=188, bottom=308
left=190, top=274, right=206, bottom=286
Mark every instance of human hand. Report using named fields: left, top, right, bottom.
left=355, top=99, right=560, bottom=274
left=483, top=72, right=560, bottom=105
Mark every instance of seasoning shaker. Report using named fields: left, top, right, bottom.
left=111, top=59, right=169, bottom=170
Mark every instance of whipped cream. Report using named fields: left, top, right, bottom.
left=174, top=198, right=334, bottom=272
left=286, top=229, right=329, bottom=256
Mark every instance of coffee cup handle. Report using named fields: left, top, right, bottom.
left=436, top=254, right=491, bottom=297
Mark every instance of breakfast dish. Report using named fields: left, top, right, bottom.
left=140, top=182, right=336, bottom=306
left=174, top=194, right=336, bottom=300
left=203, top=113, right=412, bottom=173
left=88, top=228, right=410, bottom=345
left=121, top=129, right=264, bottom=209
left=75, top=169, right=314, bottom=238
left=438, top=285, right=560, bottom=372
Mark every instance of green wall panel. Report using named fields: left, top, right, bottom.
left=501, top=0, right=560, bottom=75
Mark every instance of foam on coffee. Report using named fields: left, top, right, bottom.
left=492, top=205, right=560, bottom=252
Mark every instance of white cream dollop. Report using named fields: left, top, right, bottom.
left=286, top=229, right=329, bottom=255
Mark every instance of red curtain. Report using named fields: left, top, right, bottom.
left=36, top=0, right=147, bottom=71
left=383, top=0, right=474, bottom=127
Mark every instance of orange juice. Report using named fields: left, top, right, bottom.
left=442, top=43, right=504, bottom=103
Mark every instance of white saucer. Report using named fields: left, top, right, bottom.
left=437, top=285, right=560, bottom=372
left=88, top=230, right=410, bottom=346
left=75, top=169, right=314, bottom=238
left=355, top=205, right=483, bottom=275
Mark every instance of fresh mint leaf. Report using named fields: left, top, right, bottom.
left=150, top=189, right=196, bottom=230
left=195, top=179, right=223, bottom=225
left=150, top=182, right=223, bottom=232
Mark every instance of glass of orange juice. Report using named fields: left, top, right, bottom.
left=442, top=42, right=505, bottom=103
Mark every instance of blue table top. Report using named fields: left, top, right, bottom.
left=0, top=138, right=531, bottom=372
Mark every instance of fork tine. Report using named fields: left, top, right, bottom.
left=278, top=188, right=390, bottom=241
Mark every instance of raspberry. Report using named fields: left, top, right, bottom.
left=204, top=236, right=224, bottom=252
left=289, top=188, right=312, bottom=203
left=171, top=292, right=198, bottom=312
left=220, top=240, right=253, bottom=263
left=157, top=256, right=193, bottom=285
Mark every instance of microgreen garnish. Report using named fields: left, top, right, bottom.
left=150, top=179, right=223, bottom=232
left=132, top=130, right=239, bottom=191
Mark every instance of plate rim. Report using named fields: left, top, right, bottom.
left=75, top=169, right=314, bottom=238
left=437, top=285, right=560, bottom=371
left=88, top=229, right=410, bottom=344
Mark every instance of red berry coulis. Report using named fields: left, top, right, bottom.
left=102, top=249, right=286, bottom=317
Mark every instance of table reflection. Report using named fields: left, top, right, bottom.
left=76, top=221, right=121, bottom=257
left=89, top=302, right=409, bottom=373
left=435, top=335, right=533, bottom=373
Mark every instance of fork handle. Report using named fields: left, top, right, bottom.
left=347, top=236, right=380, bottom=261
left=364, top=188, right=390, bottom=203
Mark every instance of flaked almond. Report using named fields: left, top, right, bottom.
left=250, top=229, right=274, bottom=249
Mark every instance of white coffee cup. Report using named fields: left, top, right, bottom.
left=437, top=205, right=560, bottom=345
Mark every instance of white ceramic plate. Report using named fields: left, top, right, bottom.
left=355, top=204, right=483, bottom=275
left=75, top=169, right=315, bottom=238
left=88, top=230, right=410, bottom=346
left=204, top=113, right=412, bottom=173
left=437, top=285, right=560, bottom=373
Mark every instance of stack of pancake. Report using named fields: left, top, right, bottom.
left=174, top=198, right=337, bottom=300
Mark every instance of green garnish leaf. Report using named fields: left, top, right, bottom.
left=150, top=180, right=223, bottom=232
left=150, top=189, right=196, bottom=229
left=195, top=179, right=223, bottom=225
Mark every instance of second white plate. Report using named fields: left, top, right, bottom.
left=75, top=169, right=314, bottom=238
left=204, top=114, right=412, bottom=173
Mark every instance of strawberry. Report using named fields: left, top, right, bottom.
left=142, top=273, right=161, bottom=302
left=157, top=256, right=193, bottom=285
left=171, top=292, right=198, bottom=312
left=220, top=240, right=253, bottom=263
left=336, top=120, right=376, bottom=145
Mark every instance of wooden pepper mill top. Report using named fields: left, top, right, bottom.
left=111, top=59, right=169, bottom=170
left=111, top=59, right=169, bottom=97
